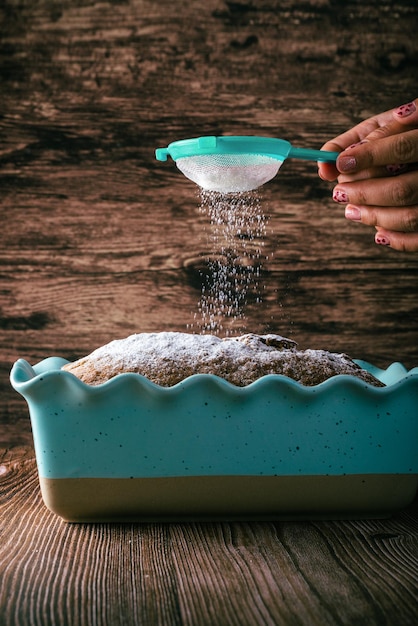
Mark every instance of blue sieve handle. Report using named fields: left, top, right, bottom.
left=289, top=147, right=338, bottom=162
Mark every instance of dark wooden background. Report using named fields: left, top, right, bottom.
left=1, top=2, right=418, bottom=438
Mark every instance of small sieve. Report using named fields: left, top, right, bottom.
left=155, top=136, right=338, bottom=193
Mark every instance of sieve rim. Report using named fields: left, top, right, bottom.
left=156, top=136, right=293, bottom=162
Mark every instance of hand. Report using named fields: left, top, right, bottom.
left=318, top=99, right=418, bottom=252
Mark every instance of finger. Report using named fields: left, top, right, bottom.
left=321, top=111, right=394, bottom=154
left=318, top=161, right=340, bottom=181
left=337, top=164, right=409, bottom=184
left=346, top=100, right=418, bottom=145
left=333, top=170, right=418, bottom=207
left=319, top=145, right=407, bottom=182
left=345, top=204, right=418, bottom=232
left=318, top=116, right=391, bottom=181
left=357, top=99, right=418, bottom=144
left=318, top=99, right=418, bottom=180
left=336, top=129, right=418, bottom=174
left=375, top=228, right=418, bottom=253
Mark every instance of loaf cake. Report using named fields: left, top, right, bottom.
left=62, top=332, right=383, bottom=387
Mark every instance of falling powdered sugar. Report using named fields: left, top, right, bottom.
left=190, top=190, right=268, bottom=335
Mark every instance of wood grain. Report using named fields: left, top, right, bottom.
left=1, top=447, right=417, bottom=626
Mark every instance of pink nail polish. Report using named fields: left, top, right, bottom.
left=346, top=140, right=368, bottom=150
left=333, top=189, right=349, bottom=203
left=395, top=102, right=416, bottom=118
left=345, top=205, right=361, bottom=221
left=375, top=233, right=390, bottom=246
left=386, top=163, right=407, bottom=175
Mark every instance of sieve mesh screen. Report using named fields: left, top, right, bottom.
left=176, top=153, right=282, bottom=193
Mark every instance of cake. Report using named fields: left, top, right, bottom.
left=62, top=332, right=384, bottom=387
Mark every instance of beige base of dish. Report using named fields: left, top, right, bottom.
left=39, top=474, right=418, bottom=522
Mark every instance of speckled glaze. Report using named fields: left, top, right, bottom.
left=10, top=357, right=418, bottom=520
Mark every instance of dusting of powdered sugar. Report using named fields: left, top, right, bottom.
left=63, top=331, right=382, bottom=388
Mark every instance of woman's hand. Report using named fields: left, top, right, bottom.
left=318, top=99, right=418, bottom=252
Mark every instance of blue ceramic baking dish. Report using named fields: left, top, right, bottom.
left=10, top=357, right=418, bottom=522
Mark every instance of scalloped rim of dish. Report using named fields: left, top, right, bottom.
left=11, top=356, right=418, bottom=394
left=10, top=356, right=418, bottom=478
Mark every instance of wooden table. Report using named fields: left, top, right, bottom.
left=0, top=446, right=417, bottom=626
left=1, top=1, right=418, bottom=624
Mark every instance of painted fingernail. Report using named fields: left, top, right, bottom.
left=386, top=163, right=408, bottom=175
left=345, top=205, right=361, bottom=221
left=338, top=155, right=357, bottom=172
left=375, top=233, right=391, bottom=246
left=333, top=189, right=349, bottom=203
left=395, top=102, right=416, bottom=118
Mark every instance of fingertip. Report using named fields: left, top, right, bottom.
left=375, top=228, right=418, bottom=253
left=375, top=230, right=391, bottom=247
left=318, top=162, right=339, bottom=181
left=393, top=99, right=418, bottom=123
left=317, top=166, right=327, bottom=181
